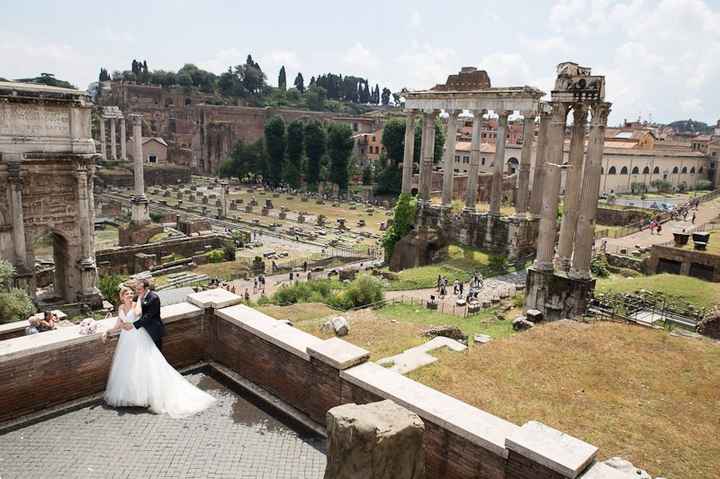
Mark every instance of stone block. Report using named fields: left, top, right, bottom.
left=526, top=309, right=543, bottom=322
left=261, top=208, right=269, bottom=216
left=187, top=288, right=242, bottom=309
left=307, top=337, right=369, bottom=370
left=324, top=400, right=425, bottom=479
left=512, top=316, right=534, bottom=331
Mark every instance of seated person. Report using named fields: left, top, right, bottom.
left=37, top=311, right=58, bottom=332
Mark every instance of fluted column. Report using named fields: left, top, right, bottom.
left=441, top=110, right=459, bottom=207
left=534, top=102, right=569, bottom=271
left=7, top=161, right=28, bottom=273
left=419, top=111, right=436, bottom=202
left=130, top=114, right=149, bottom=224
left=75, top=162, right=92, bottom=261
left=571, top=102, right=611, bottom=279
left=556, top=104, right=588, bottom=271
left=464, top=112, right=482, bottom=211
left=489, top=111, right=510, bottom=215
left=99, top=116, right=107, bottom=159
left=401, top=111, right=417, bottom=194
left=109, top=118, right=117, bottom=161
left=120, top=117, right=127, bottom=161
left=529, top=110, right=550, bottom=216
left=516, top=113, right=535, bottom=215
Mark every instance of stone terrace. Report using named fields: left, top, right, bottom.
left=0, top=289, right=636, bottom=479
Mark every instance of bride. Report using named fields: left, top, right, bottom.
left=102, top=286, right=215, bottom=418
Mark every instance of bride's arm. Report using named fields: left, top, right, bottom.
left=132, top=300, right=142, bottom=316
left=101, top=312, right=123, bottom=342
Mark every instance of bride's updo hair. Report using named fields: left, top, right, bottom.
left=118, top=286, right=134, bottom=300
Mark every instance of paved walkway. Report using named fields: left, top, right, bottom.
left=0, top=373, right=326, bottom=479
left=598, top=198, right=720, bottom=252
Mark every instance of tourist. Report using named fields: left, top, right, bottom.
left=36, top=311, right=58, bottom=332
left=244, top=289, right=250, bottom=302
left=649, top=220, right=657, bottom=235
left=692, top=212, right=696, bottom=224
left=453, top=280, right=459, bottom=295
left=253, top=278, right=258, bottom=294
left=436, top=275, right=442, bottom=291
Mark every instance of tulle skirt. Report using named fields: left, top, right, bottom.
left=104, top=327, right=215, bottom=418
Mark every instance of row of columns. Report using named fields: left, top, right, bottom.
left=533, top=101, right=611, bottom=279
left=401, top=108, right=531, bottom=215
left=98, top=115, right=127, bottom=161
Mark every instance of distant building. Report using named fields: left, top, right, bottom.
left=127, top=136, right=168, bottom=164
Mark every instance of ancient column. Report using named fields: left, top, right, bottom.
left=99, top=116, right=107, bottom=159
left=75, top=160, right=100, bottom=299
left=464, top=112, right=482, bottom=211
left=7, top=161, right=28, bottom=273
left=130, top=114, right=149, bottom=224
left=401, top=111, right=417, bottom=194
left=109, top=117, right=117, bottom=161
left=119, top=116, right=127, bottom=161
left=418, top=111, right=436, bottom=202
left=489, top=111, right=510, bottom=215
left=570, top=102, right=611, bottom=279
left=556, top=104, right=588, bottom=271
left=529, top=110, right=550, bottom=216
left=441, top=110, right=459, bottom=207
left=534, top=102, right=569, bottom=271
left=515, top=113, right=535, bottom=215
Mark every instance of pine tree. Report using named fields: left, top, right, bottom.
left=278, top=66, right=287, bottom=91
left=264, top=116, right=286, bottom=187
left=293, top=72, right=305, bottom=93
left=381, top=87, right=391, bottom=105
left=284, top=120, right=304, bottom=189
left=327, top=123, right=354, bottom=195
left=304, top=121, right=326, bottom=191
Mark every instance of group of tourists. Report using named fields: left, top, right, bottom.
left=649, top=198, right=700, bottom=235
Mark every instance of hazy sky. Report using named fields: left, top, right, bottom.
left=2, top=0, right=719, bottom=126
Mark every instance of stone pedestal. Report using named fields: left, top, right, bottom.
left=524, top=267, right=595, bottom=321
left=324, top=400, right=425, bottom=479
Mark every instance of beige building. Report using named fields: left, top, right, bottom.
left=127, top=136, right=168, bottom=165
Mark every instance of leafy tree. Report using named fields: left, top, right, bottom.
left=278, top=65, right=287, bottom=91
left=372, top=84, right=380, bottom=104
left=382, top=193, right=417, bottom=259
left=381, top=87, right=391, bottom=105
left=98, top=274, right=124, bottom=307
left=98, top=68, right=110, bottom=82
left=327, top=123, right=354, bottom=195
left=0, top=259, right=35, bottom=324
left=381, top=119, right=407, bottom=164
left=285, top=120, right=304, bottom=188
left=293, top=72, right=305, bottom=93
left=220, top=139, right=267, bottom=181
left=264, top=116, right=286, bottom=186
left=362, top=164, right=373, bottom=185
left=16, top=73, right=76, bottom=89
left=305, top=85, right=327, bottom=111
left=304, top=121, right=326, bottom=191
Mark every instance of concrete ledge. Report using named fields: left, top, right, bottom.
left=307, top=337, right=370, bottom=370
left=340, top=361, right=518, bottom=457
left=188, top=288, right=242, bottom=309
left=0, top=301, right=202, bottom=363
left=506, top=420, right=598, bottom=478
left=579, top=462, right=637, bottom=479
left=216, top=304, right=324, bottom=360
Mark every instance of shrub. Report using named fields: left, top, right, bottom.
left=695, top=179, right=712, bottom=191
left=650, top=179, right=673, bottom=193
left=488, top=255, right=509, bottom=272
left=99, top=274, right=125, bottom=307
left=149, top=211, right=163, bottom=223
left=223, top=241, right=237, bottom=261
left=382, top=193, right=417, bottom=259
left=591, top=254, right=610, bottom=278
left=0, top=289, right=36, bottom=323
left=338, top=274, right=384, bottom=309
left=206, top=249, right=225, bottom=263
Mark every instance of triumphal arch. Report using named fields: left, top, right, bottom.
left=0, top=81, right=102, bottom=306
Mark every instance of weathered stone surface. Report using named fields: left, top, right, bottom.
left=421, top=325, right=467, bottom=342
left=389, top=228, right=449, bottom=272
left=512, top=316, right=535, bottom=331
left=324, top=316, right=349, bottom=337
left=324, top=400, right=425, bottom=479
left=697, top=307, right=720, bottom=339
left=603, top=457, right=652, bottom=479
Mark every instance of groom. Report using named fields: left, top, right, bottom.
left=122, top=278, right=166, bottom=350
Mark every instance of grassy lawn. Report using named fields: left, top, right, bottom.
left=193, top=259, right=253, bottom=280
left=677, top=229, right=720, bottom=255
left=256, top=303, right=337, bottom=323
left=409, top=320, right=720, bottom=479
left=597, top=273, right=720, bottom=309
left=386, top=244, right=512, bottom=291
left=95, top=227, right=119, bottom=250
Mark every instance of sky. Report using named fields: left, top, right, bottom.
left=2, top=0, right=720, bottom=126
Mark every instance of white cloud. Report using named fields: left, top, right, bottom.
left=199, top=48, right=247, bottom=74
left=409, top=10, right=422, bottom=29
left=343, top=43, right=379, bottom=70
left=397, top=45, right=459, bottom=90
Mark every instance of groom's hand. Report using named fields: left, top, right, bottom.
left=122, top=323, right=134, bottom=331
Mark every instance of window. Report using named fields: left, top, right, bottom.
left=371, top=136, right=376, bottom=142
left=481, top=158, right=486, bottom=165
left=699, top=166, right=704, bottom=174
left=620, top=166, right=629, bottom=175
left=353, top=123, right=358, bottom=132
left=608, top=166, right=617, bottom=175
left=653, top=166, right=660, bottom=174
left=455, top=155, right=460, bottom=162
left=681, top=166, right=688, bottom=174
left=672, top=166, right=679, bottom=174
left=148, top=155, right=157, bottom=164
left=642, top=166, right=650, bottom=174
left=690, top=167, right=696, bottom=174
left=463, top=156, right=470, bottom=164
left=184, top=98, right=191, bottom=106
left=631, top=166, right=639, bottom=174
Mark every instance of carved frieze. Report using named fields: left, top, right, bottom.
left=0, top=104, right=70, bottom=137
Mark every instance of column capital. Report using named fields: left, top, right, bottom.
left=497, top=112, right=510, bottom=126
left=572, top=103, right=589, bottom=122
left=404, top=109, right=418, bottom=119
left=590, top=102, right=612, bottom=126
left=550, top=102, right=569, bottom=124
left=6, top=161, right=22, bottom=183
left=129, top=113, right=143, bottom=126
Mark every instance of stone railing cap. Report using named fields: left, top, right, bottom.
left=578, top=462, right=637, bottom=479
left=506, top=421, right=598, bottom=478
left=307, top=337, right=370, bottom=370
left=188, top=288, right=242, bottom=309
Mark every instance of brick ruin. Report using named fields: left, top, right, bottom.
left=94, top=81, right=382, bottom=174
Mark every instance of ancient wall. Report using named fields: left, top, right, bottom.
left=647, top=244, right=720, bottom=282
left=96, top=164, right=192, bottom=188
left=596, top=207, right=652, bottom=226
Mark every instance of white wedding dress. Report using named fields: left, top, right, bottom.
left=104, top=307, right=216, bottom=418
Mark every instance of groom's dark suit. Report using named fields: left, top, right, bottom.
left=133, top=290, right=166, bottom=350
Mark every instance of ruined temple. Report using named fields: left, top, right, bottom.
left=431, top=66, right=492, bottom=91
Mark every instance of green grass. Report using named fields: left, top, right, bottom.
left=597, top=273, right=720, bottom=309
left=678, top=230, right=720, bottom=255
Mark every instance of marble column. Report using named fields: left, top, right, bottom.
left=464, top=112, right=482, bottom=211
left=516, top=113, right=535, bottom=215
left=529, top=111, right=550, bottom=217
left=441, top=110, right=459, bottom=207
left=130, top=114, right=149, bottom=224
left=109, top=118, right=117, bottom=161
left=401, top=111, right=417, bottom=195
left=419, top=111, right=436, bottom=202
left=489, top=112, right=510, bottom=215
left=556, top=104, right=588, bottom=271
left=7, top=161, right=28, bottom=273
left=75, top=161, right=100, bottom=299
left=534, top=102, right=569, bottom=271
left=570, top=102, right=611, bottom=279
left=120, top=117, right=127, bottom=161
left=99, top=117, right=107, bottom=159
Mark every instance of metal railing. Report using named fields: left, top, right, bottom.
left=587, top=293, right=704, bottom=330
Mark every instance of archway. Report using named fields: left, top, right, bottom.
left=506, top=157, right=519, bottom=175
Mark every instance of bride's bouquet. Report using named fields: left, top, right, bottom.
left=78, top=318, right=99, bottom=336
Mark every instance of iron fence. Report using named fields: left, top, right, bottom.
left=587, top=293, right=704, bottom=331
